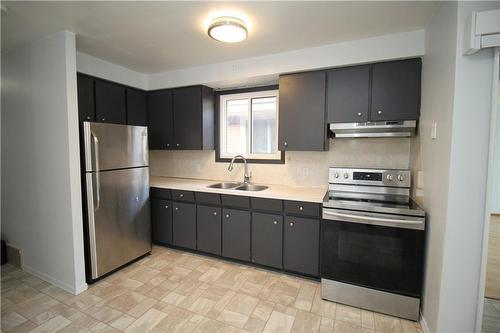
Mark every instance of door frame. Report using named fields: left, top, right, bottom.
left=476, top=47, right=500, bottom=333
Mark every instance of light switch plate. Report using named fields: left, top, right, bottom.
left=431, top=122, right=438, bottom=140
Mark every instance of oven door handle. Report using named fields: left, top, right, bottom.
left=323, top=210, right=425, bottom=230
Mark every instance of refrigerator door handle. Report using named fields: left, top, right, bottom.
left=85, top=174, right=99, bottom=278
left=92, top=133, right=101, bottom=210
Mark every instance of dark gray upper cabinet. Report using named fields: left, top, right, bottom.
left=172, top=202, right=196, bottom=250
left=251, top=213, right=283, bottom=269
left=77, top=74, right=95, bottom=122
left=126, top=88, right=147, bottom=126
left=222, top=208, right=250, bottom=261
left=95, top=80, right=126, bottom=124
left=148, top=89, right=174, bottom=150
left=283, top=216, right=319, bottom=276
left=172, top=85, right=214, bottom=150
left=279, top=71, right=328, bottom=151
left=327, top=65, right=370, bottom=123
left=370, top=59, right=421, bottom=121
left=197, top=205, right=222, bottom=255
left=151, top=198, right=173, bottom=245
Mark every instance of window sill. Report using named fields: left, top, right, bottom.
left=215, top=151, right=285, bottom=164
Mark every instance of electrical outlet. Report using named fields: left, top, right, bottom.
left=417, top=171, right=424, bottom=189
left=301, top=167, right=309, bottom=178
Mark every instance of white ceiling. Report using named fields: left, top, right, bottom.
left=1, top=1, right=435, bottom=74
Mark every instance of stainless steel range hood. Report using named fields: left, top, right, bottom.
left=330, top=120, right=416, bottom=138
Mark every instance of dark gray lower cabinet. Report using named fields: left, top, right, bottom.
left=172, top=202, right=196, bottom=250
left=222, top=209, right=251, bottom=261
left=151, top=198, right=173, bottom=245
left=251, top=213, right=283, bottom=269
left=284, top=216, right=320, bottom=276
left=197, top=205, right=221, bottom=255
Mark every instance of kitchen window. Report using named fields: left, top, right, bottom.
left=217, top=87, right=283, bottom=163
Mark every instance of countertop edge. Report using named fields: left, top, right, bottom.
left=150, top=176, right=328, bottom=204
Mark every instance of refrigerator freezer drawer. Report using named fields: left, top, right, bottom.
left=85, top=167, right=151, bottom=279
left=83, top=122, right=148, bottom=172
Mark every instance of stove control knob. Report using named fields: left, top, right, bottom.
left=334, top=172, right=339, bottom=178
left=387, top=174, right=394, bottom=181
left=398, top=174, right=405, bottom=182
left=344, top=173, right=349, bottom=179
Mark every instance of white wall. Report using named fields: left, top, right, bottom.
left=418, top=2, right=500, bottom=332
left=148, top=30, right=425, bottom=90
left=418, top=3, right=458, bottom=332
left=76, top=52, right=147, bottom=90
left=438, top=2, right=498, bottom=332
left=1, top=31, right=87, bottom=294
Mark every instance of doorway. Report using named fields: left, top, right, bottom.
left=481, top=49, right=500, bottom=333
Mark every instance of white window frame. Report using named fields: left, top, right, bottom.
left=219, top=89, right=280, bottom=160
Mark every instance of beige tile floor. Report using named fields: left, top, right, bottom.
left=482, top=298, right=500, bottom=333
left=1, top=246, right=422, bottom=333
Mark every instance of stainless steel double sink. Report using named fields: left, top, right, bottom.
left=208, top=182, right=268, bottom=192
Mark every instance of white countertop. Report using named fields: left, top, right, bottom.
left=150, top=176, right=328, bottom=203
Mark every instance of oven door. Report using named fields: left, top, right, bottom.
left=321, top=208, right=425, bottom=298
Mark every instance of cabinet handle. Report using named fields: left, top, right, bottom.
left=377, top=110, right=383, bottom=115
left=176, top=143, right=180, bottom=147
left=179, top=193, right=184, bottom=197
left=357, top=112, right=362, bottom=117
left=225, top=214, right=230, bottom=219
left=273, top=221, right=278, bottom=225
left=175, top=207, right=179, bottom=211
left=165, top=205, right=169, bottom=209
left=284, top=141, right=288, bottom=147
left=289, top=222, right=294, bottom=227
left=213, top=212, right=217, bottom=216
left=101, top=118, right=106, bottom=121
left=166, top=143, right=170, bottom=148
left=86, top=116, right=91, bottom=120
left=299, top=206, right=304, bottom=211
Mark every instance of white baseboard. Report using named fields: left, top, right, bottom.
left=22, top=264, right=88, bottom=295
left=420, top=313, right=431, bottom=333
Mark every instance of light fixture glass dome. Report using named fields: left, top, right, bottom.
left=208, top=16, right=248, bottom=43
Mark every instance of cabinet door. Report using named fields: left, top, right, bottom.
left=327, top=66, right=370, bottom=123
left=370, top=59, right=421, bottom=121
left=284, top=216, right=319, bottom=276
left=77, top=74, right=95, bottom=122
left=173, top=86, right=202, bottom=149
left=252, top=213, right=283, bottom=269
left=222, top=209, right=251, bottom=261
left=279, top=71, right=327, bottom=151
left=197, top=205, right=222, bottom=255
left=127, top=88, right=147, bottom=126
left=172, top=202, right=196, bottom=250
left=148, top=90, right=174, bottom=149
left=95, top=80, right=126, bottom=124
left=151, top=198, right=172, bottom=245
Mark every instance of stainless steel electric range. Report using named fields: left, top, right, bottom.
left=321, top=167, right=426, bottom=321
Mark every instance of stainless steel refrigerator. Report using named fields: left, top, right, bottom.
left=82, top=122, right=151, bottom=281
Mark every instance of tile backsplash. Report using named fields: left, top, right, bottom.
left=150, top=137, right=411, bottom=188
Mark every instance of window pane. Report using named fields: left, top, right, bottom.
left=226, top=99, right=248, bottom=154
left=251, top=97, right=277, bottom=154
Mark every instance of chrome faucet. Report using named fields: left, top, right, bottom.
left=228, top=155, right=251, bottom=184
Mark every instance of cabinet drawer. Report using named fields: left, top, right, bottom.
left=221, top=195, right=250, bottom=209
left=195, top=192, right=221, bottom=205
left=284, top=201, right=320, bottom=217
left=251, top=197, right=283, bottom=213
left=171, top=190, right=195, bottom=202
left=150, top=187, right=171, bottom=199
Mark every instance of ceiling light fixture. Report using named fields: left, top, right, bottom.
left=208, top=16, right=248, bottom=43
